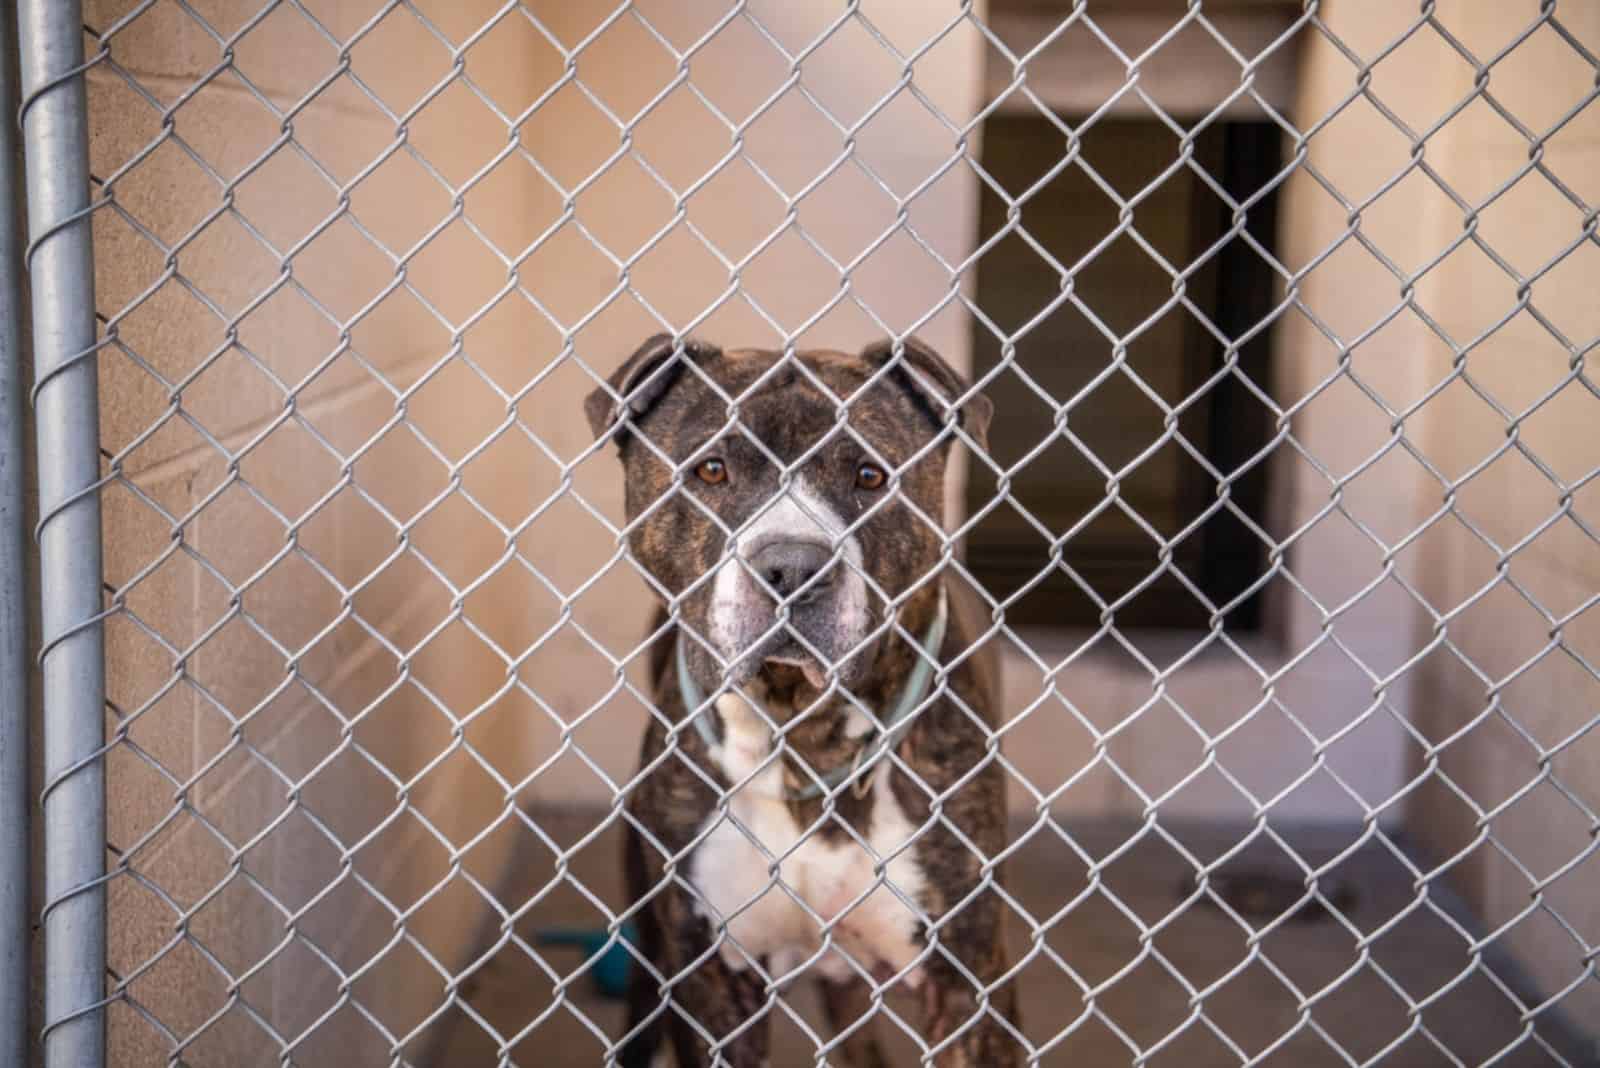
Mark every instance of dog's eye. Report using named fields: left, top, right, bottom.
left=856, top=462, right=887, bottom=491
left=694, top=458, right=728, bottom=485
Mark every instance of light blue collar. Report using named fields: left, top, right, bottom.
left=675, top=587, right=950, bottom=801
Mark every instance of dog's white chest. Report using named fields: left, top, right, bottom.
left=687, top=695, right=929, bottom=985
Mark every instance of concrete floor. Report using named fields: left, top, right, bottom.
left=428, top=810, right=1588, bottom=1067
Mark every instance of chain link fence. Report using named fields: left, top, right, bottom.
left=8, top=0, right=1599, bottom=1065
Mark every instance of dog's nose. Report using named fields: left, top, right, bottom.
left=749, top=540, right=834, bottom=603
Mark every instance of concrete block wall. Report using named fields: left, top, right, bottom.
left=90, top=0, right=532, bottom=1057
left=1272, top=0, right=1599, bottom=1035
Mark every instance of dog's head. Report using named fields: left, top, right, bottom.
left=586, top=336, right=991, bottom=705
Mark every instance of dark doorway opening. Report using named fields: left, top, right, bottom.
left=965, top=115, right=1282, bottom=630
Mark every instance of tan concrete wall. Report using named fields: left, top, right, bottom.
left=87, top=1, right=988, bottom=1062
left=1268, top=0, right=1600, bottom=1036
left=91, top=0, right=526, bottom=1058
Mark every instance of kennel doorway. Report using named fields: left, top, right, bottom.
left=4, top=0, right=1597, bottom=1066
left=965, top=114, right=1280, bottom=630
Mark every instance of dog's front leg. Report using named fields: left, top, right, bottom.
left=919, top=962, right=1022, bottom=1068
left=643, top=894, right=772, bottom=1068
left=913, top=887, right=1023, bottom=1067
left=819, top=976, right=889, bottom=1068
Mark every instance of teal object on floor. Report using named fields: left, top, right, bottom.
left=534, top=922, right=637, bottom=1000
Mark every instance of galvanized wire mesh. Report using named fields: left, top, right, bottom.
left=27, top=0, right=1599, bottom=1065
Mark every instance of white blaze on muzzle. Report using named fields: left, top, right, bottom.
left=706, top=476, right=869, bottom=664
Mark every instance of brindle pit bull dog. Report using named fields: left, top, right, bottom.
left=584, top=335, right=1022, bottom=1067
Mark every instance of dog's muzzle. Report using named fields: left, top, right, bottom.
left=748, top=537, right=837, bottom=605
left=678, top=585, right=949, bottom=800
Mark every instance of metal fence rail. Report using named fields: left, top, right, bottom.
left=18, top=0, right=107, bottom=1065
left=6, top=0, right=1598, bottom=1066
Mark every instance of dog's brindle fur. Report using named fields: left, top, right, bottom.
left=586, top=336, right=1021, bottom=1066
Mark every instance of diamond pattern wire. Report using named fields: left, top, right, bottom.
left=32, top=0, right=1599, bottom=1065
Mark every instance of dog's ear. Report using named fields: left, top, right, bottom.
left=861, top=336, right=992, bottom=454
left=585, top=334, right=721, bottom=445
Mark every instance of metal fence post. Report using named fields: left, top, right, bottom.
left=0, top=0, right=31, bottom=1062
left=17, top=1, right=106, bottom=1065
